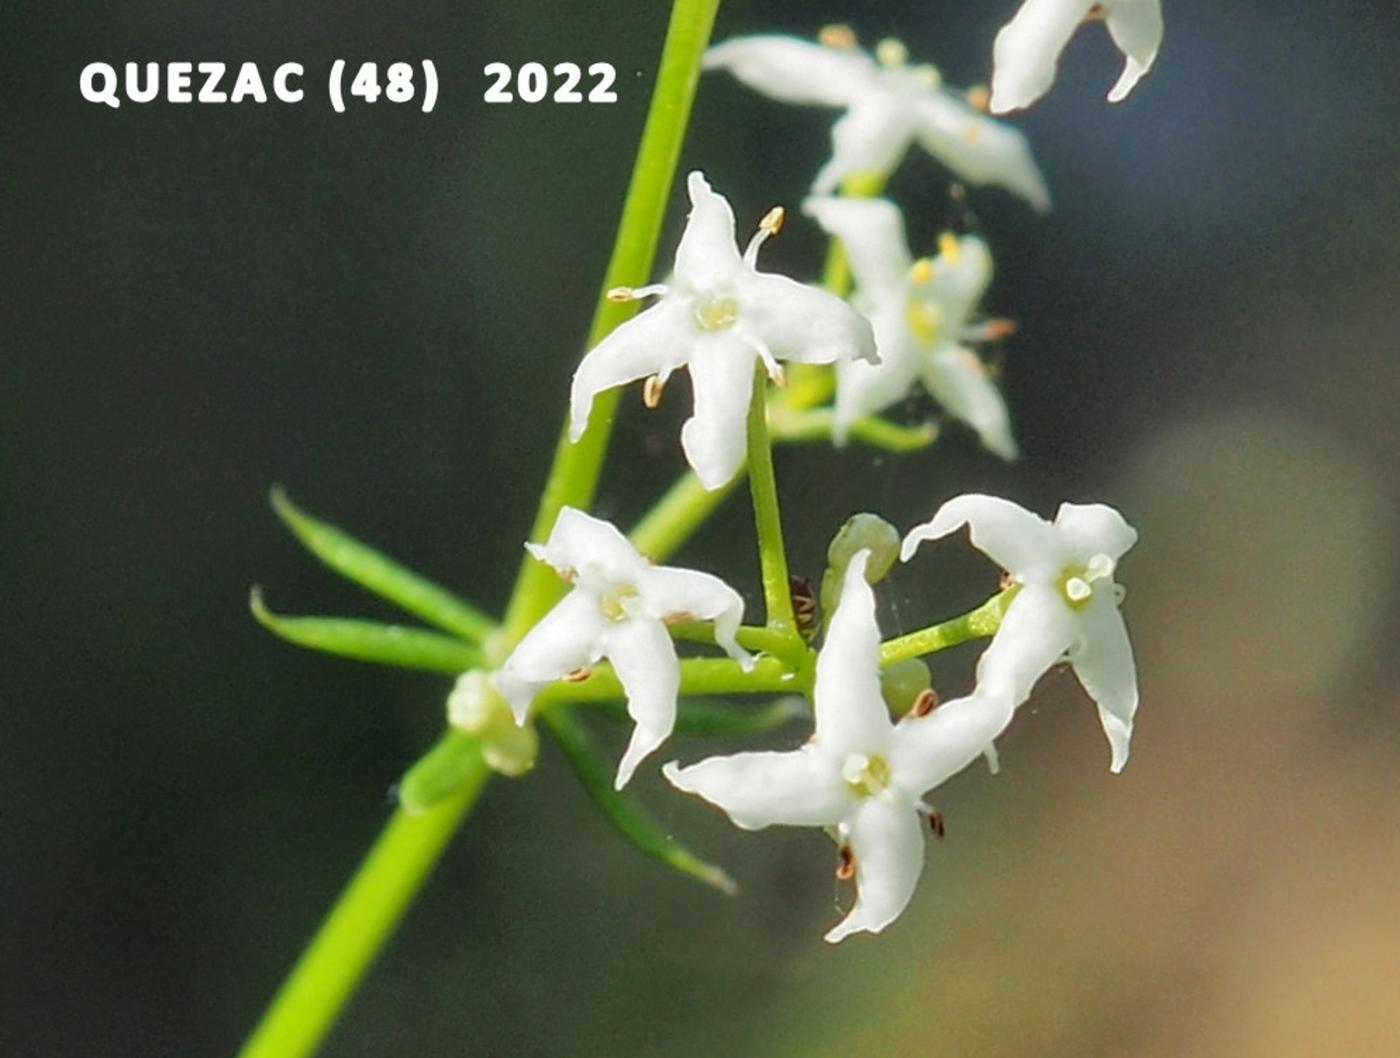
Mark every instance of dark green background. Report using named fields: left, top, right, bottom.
left=4, top=1, right=1398, bottom=1055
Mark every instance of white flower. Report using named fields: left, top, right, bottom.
left=990, top=0, right=1164, bottom=114
left=569, top=171, right=876, bottom=491
left=704, top=33, right=1050, bottom=210
left=495, top=506, right=754, bottom=788
left=901, top=494, right=1140, bottom=771
left=804, top=196, right=1017, bottom=460
left=665, top=551, right=1015, bottom=942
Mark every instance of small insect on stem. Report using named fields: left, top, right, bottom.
left=835, top=845, right=856, bottom=880
left=789, top=575, right=818, bottom=642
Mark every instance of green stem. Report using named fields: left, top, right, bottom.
left=745, top=366, right=797, bottom=639
left=501, top=0, right=721, bottom=647
left=879, top=587, right=1019, bottom=666
left=244, top=2, right=721, bottom=1053
left=629, top=470, right=740, bottom=563
left=237, top=754, right=491, bottom=1058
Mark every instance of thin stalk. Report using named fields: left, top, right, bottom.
left=238, top=755, right=491, bottom=1058
left=243, top=2, right=722, bottom=1053
left=745, top=366, right=797, bottom=639
left=879, top=587, right=1018, bottom=666
left=629, top=469, right=740, bottom=563
left=502, top=0, right=722, bottom=647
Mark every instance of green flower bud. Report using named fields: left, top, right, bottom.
left=880, top=657, right=933, bottom=714
left=447, top=670, right=538, bottom=778
left=820, top=512, right=901, bottom=621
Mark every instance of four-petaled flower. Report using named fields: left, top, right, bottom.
left=495, top=506, right=754, bottom=789
left=804, top=195, right=1017, bottom=460
left=902, top=494, right=1140, bottom=771
left=665, top=551, right=1016, bottom=942
left=569, top=171, right=877, bottom=491
left=705, top=32, right=1050, bottom=210
left=990, top=0, right=1164, bottom=114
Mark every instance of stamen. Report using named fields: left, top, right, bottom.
left=965, top=84, right=991, bottom=112
left=1085, top=553, right=1116, bottom=583
left=926, top=809, right=946, bottom=839
left=938, top=232, right=962, bottom=264
left=835, top=845, right=856, bottom=881
left=563, top=666, right=593, bottom=683
left=642, top=373, right=665, bottom=408
left=909, top=688, right=939, bottom=717
left=909, top=257, right=935, bottom=285
left=661, top=610, right=693, bottom=625
left=964, top=318, right=1019, bottom=343
left=1086, top=3, right=1107, bottom=21
left=818, top=23, right=857, bottom=49
left=742, top=205, right=785, bottom=266
left=606, top=283, right=669, bottom=303
left=875, top=38, right=908, bottom=68
left=747, top=330, right=786, bottom=386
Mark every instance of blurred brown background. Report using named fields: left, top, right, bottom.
left=3, top=0, right=1397, bottom=1054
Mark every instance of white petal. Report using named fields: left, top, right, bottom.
left=605, top=617, right=681, bottom=788
left=569, top=298, right=694, bottom=442
left=900, top=493, right=1059, bottom=574
left=833, top=304, right=921, bottom=443
left=923, top=235, right=994, bottom=325
left=679, top=335, right=756, bottom=491
left=674, top=171, right=743, bottom=291
left=812, top=95, right=918, bottom=195
left=825, top=799, right=925, bottom=942
left=913, top=92, right=1052, bottom=211
left=813, top=552, right=893, bottom=755
left=989, top=0, right=1094, bottom=114
left=635, top=565, right=753, bottom=668
left=919, top=346, right=1018, bottom=461
left=1069, top=588, right=1139, bottom=772
left=738, top=271, right=877, bottom=366
left=801, top=196, right=912, bottom=298
left=703, top=35, right=877, bottom=108
left=534, top=506, right=646, bottom=581
left=496, top=590, right=607, bottom=722
left=1104, top=0, right=1164, bottom=103
left=891, top=691, right=1016, bottom=795
left=1052, top=501, right=1139, bottom=563
left=663, top=745, right=850, bottom=830
left=974, top=582, right=1077, bottom=703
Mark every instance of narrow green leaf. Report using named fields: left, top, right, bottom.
left=250, top=588, right=482, bottom=673
left=270, top=487, right=496, bottom=641
left=542, top=708, right=736, bottom=895
left=587, top=694, right=807, bottom=737
left=398, top=729, right=484, bottom=813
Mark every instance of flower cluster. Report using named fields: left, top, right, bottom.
left=260, top=7, right=1161, bottom=954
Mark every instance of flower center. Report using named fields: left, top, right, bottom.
left=841, top=753, right=893, bottom=798
left=906, top=298, right=944, bottom=345
left=597, top=583, right=641, bottom=622
left=1057, top=553, right=1115, bottom=610
left=694, top=296, right=739, bottom=332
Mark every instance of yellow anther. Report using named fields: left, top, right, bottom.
left=819, top=23, right=857, bottom=49
left=606, top=286, right=635, bottom=302
left=966, top=84, right=991, bottom=112
left=938, top=232, right=962, bottom=264
left=758, top=205, right=786, bottom=236
left=875, top=38, right=908, bottom=68
left=909, top=257, right=935, bottom=285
